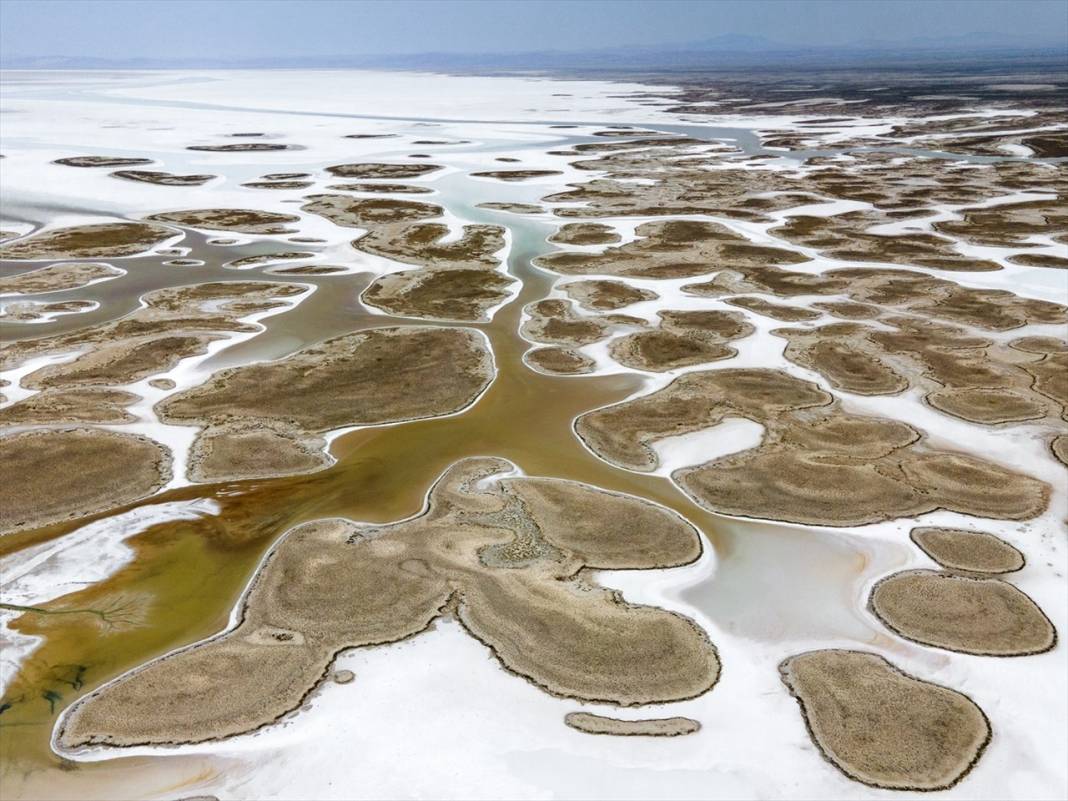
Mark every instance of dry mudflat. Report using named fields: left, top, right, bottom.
left=0, top=262, right=124, bottom=295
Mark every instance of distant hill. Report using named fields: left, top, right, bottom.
left=3, top=30, right=1065, bottom=71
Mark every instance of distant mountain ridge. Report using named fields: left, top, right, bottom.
left=3, top=30, right=1065, bottom=71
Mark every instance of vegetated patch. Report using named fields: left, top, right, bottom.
left=564, top=712, right=699, bottom=737
left=146, top=209, right=301, bottom=235
left=470, top=170, right=563, bottom=181
left=57, top=457, right=717, bottom=747
left=53, top=156, right=154, bottom=168
left=868, top=569, right=1055, bottom=655
left=525, top=346, right=595, bottom=375
left=111, top=170, right=215, bottom=186
left=576, top=368, right=1049, bottom=526
left=909, top=526, right=1025, bottom=574
left=779, top=649, right=990, bottom=791
left=0, top=223, right=177, bottom=260
left=324, top=162, right=441, bottom=179
left=0, top=428, right=172, bottom=536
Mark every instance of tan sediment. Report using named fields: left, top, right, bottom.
left=810, top=300, right=882, bottom=320
left=156, top=325, right=493, bottom=446
left=932, top=200, right=1066, bottom=248
left=0, top=428, right=171, bottom=536
left=327, top=183, right=434, bottom=194
left=776, top=316, right=1064, bottom=423
left=1009, top=336, right=1068, bottom=355
left=266, top=265, right=348, bottom=276
left=333, top=670, right=355, bottom=685
left=0, top=263, right=123, bottom=295
left=476, top=202, right=544, bottom=214
left=520, top=299, right=630, bottom=347
left=301, top=195, right=441, bottom=228
left=576, top=368, right=1049, bottom=525
left=24, top=334, right=218, bottom=390
left=362, top=268, right=513, bottom=322
left=1, top=299, right=95, bottom=322
left=354, top=223, right=504, bottom=270
left=241, top=181, right=313, bottom=190
left=659, top=309, right=754, bottom=340
left=562, top=280, right=656, bottom=311
left=909, top=527, right=1025, bottom=574
left=869, top=570, right=1056, bottom=655
left=525, top=347, right=594, bottom=375
left=926, top=387, right=1047, bottom=424
left=564, top=712, right=699, bottom=737
left=146, top=209, right=300, bottom=235
left=549, top=223, right=621, bottom=246
left=1, top=282, right=306, bottom=386
left=324, top=163, right=441, bottom=179
left=836, top=270, right=1068, bottom=331
left=0, top=223, right=177, bottom=261
left=535, top=219, right=807, bottom=279
left=1006, top=253, right=1068, bottom=269
left=57, top=457, right=716, bottom=747
left=111, top=170, right=215, bottom=187
left=148, top=378, right=176, bottom=390
left=610, top=330, right=735, bottom=372
left=224, top=252, right=316, bottom=269
left=775, top=324, right=908, bottom=395
left=187, top=143, right=297, bottom=152
left=779, top=650, right=990, bottom=791
left=187, top=421, right=330, bottom=482
left=576, top=368, right=832, bottom=472
left=724, top=296, right=820, bottom=322
left=53, top=156, right=153, bottom=168
left=1024, top=351, right=1068, bottom=412
left=1052, top=435, right=1068, bottom=466
left=772, top=212, right=1002, bottom=272
left=471, top=170, right=562, bottom=181
left=0, top=388, right=138, bottom=426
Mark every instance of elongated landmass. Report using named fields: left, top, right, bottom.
left=0, top=222, right=177, bottom=260
left=910, top=526, right=1025, bottom=574
left=564, top=712, right=700, bottom=737
left=57, top=457, right=717, bottom=747
left=0, top=262, right=124, bottom=295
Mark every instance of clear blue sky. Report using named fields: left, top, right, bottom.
left=1, top=0, right=1065, bottom=58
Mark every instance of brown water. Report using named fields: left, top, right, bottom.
left=0, top=169, right=889, bottom=799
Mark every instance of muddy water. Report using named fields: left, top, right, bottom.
left=0, top=146, right=890, bottom=794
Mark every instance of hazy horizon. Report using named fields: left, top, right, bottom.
left=1, top=0, right=1066, bottom=64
